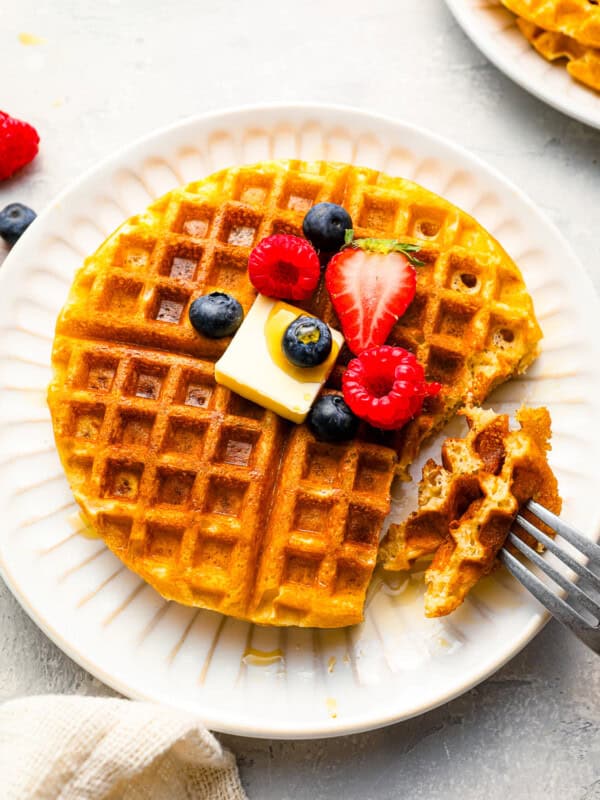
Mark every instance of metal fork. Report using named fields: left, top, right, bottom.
left=499, top=500, right=600, bottom=653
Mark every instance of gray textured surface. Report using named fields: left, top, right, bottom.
left=1, top=1, right=600, bottom=797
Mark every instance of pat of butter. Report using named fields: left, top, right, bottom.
left=215, top=295, right=343, bottom=424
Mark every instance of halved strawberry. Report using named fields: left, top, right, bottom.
left=325, top=243, right=417, bottom=355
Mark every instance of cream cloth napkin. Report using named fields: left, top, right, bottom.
left=0, top=696, right=247, bottom=800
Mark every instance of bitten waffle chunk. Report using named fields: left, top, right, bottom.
left=379, top=406, right=561, bottom=617
left=48, top=160, right=541, bottom=627
left=517, top=16, right=600, bottom=90
left=502, top=0, right=600, bottom=48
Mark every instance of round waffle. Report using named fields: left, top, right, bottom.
left=48, top=159, right=541, bottom=627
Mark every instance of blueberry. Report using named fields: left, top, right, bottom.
left=283, top=315, right=332, bottom=368
left=189, top=292, right=243, bottom=338
left=0, top=203, right=37, bottom=246
left=308, top=395, right=359, bottom=443
left=302, top=202, right=352, bottom=256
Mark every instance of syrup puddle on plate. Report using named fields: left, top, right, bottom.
left=242, top=647, right=284, bottom=667
left=68, top=511, right=100, bottom=539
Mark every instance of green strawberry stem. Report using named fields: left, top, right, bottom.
left=343, top=229, right=426, bottom=267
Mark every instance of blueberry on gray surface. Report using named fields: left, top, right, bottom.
left=0, top=203, right=37, bottom=246
left=302, top=202, right=352, bottom=255
left=282, top=315, right=332, bottom=367
left=189, top=292, right=244, bottom=338
left=308, top=395, right=359, bottom=442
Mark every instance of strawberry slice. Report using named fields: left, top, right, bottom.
left=325, top=241, right=417, bottom=355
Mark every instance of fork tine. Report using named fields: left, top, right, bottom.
left=527, top=500, right=600, bottom=564
left=515, top=514, right=600, bottom=594
left=506, top=532, right=600, bottom=620
left=500, top=549, right=596, bottom=632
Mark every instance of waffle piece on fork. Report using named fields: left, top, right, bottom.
left=379, top=406, right=561, bottom=617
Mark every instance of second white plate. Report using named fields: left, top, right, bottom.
left=1, top=104, right=600, bottom=738
left=446, top=0, right=600, bottom=130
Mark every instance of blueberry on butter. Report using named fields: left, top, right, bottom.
left=282, top=315, right=332, bottom=368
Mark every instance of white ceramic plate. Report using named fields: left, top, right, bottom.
left=1, top=104, right=599, bottom=739
left=446, top=0, right=600, bottom=130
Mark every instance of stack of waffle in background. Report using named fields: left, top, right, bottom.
left=502, top=0, right=600, bottom=90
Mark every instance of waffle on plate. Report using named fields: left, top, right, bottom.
left=517, top=16, right=600, bottom=90
left=48, top=159, right=544, bottom=627
left=502, top=0, right=600, bottom=48
left=379, top=406, right=561, bottom=616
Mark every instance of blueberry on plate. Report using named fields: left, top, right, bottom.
left=302, top=202, right=352, bottom=256
left=0, top=203, right=37, bottom=246
left=308, top=395, right=359, bottom=443
left=189, top=292, right=243, bottom=338
left=283, top=315, right=332, bottom=368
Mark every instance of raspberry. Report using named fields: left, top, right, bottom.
left=248, top=234, right=320, bottom=301
left=342, top=345, right=441, bottom=430
left=0, top=111, right=40, bottom=181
